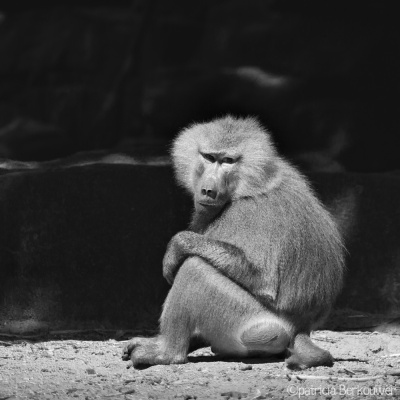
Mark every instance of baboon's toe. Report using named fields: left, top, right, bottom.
left=121, top=337, right=147, bottom=361
left=122, top=336, right=187, bottom=368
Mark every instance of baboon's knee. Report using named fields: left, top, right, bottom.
left=240, top=320, right=290, bottom=354
left=175, top=256, right=212, bottom=283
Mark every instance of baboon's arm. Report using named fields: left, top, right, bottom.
left=163, top=231, right=266, bottom=298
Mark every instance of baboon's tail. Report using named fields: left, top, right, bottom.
left=285, top=332, right=334, bottom=370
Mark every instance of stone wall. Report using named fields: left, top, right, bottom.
left=1, top=162, right=399, bottom=333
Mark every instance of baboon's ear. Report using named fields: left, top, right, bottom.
left=234, top=158, right=281, bottom=199
left=171, top=124, right=200, bottom=194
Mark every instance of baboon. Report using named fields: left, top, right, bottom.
left=122, top=115, right=345, bottom=369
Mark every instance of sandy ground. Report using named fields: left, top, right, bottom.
left=1, top=330, right=400, bottom=400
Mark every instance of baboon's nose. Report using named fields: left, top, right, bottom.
left=201, top=188, right=217, bottom=199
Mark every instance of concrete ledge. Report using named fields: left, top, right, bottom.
left=0, top=163, right=399, bottom=333
left=0, top=164, right=191, bottom=332
left=311, top=172, right=400, bottom=316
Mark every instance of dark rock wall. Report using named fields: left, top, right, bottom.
left=0, top=164, right=192, bottom=331
left=0, top=1, right=399, bottom=172
left=0, top=1, right=399, bottom=333
left=1, top=164, right=399, bottom=331
left=311, top=172, right=400, bottom=315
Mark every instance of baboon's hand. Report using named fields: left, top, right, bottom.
left=163, top=240, right=181, bottom=285
left=163, top=232, right=196, bottom=284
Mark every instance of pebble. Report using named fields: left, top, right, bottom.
left=239, top=364, right=253, bottom=371
left=387, top=376, right=395, bottom=385
left=221, top=391, right=248, bottom=399
left=120, top=388, right=136, bottom=395
left=85, top=368, right=96, bottom=375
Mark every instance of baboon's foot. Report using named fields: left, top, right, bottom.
left=285, top=333, right=334, bottom=370
left=121, top=337, right=187, bottom=368
left=286, top=347, right=333, bottom=370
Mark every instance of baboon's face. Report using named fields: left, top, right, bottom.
left=193, top=151, right=239, bottom=211
left=172, top=116, right=277, bottom=205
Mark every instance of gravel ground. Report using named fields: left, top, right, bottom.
left=1, top=330, right=400, bottom=399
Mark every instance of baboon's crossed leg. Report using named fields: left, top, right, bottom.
left=122, top=257, right=292, bottom=367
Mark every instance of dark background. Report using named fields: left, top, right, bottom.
left=0, top=0, right=399, bottom=172
left=1, top=0, right=400, bottom=333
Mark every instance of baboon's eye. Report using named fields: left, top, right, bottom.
left=202, top=153, right=216, bottom=163
left=222, top=157, right=235, bottom=164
